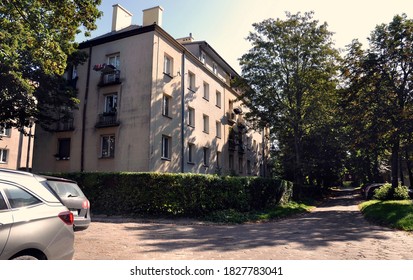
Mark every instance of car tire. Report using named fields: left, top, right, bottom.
left=12, top=255, right=38, bottom=260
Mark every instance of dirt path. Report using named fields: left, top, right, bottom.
left=74, top=191, right=413, bottom=260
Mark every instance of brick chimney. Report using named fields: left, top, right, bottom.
left=142, top=6, right=163, bottom=27
left=111, top=4, right=133, bottom=32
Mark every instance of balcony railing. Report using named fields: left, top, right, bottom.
left=98, top=70, right=121, bottom=87
left=226, top=112, right=236, bottom=124
left=95, top=112, right=120, bottom=128
left=54, top=119, right=75, bottom=132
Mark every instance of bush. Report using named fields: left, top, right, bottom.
left=373, top=183, right=410, bottom=200
left=44, top=172, right=293, bottom=218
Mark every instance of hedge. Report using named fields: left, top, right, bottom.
left=45, top=172, right=293, bottom=217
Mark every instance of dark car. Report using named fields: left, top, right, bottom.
left=43, top=176, right=91, bottom=231
left=361, top=183, right=384, bottom=200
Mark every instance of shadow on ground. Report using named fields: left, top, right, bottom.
left=117, top=190, right=393, bottom=253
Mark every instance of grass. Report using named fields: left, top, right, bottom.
left=359, top=200, right=413, bottom=231
left=202, top=201, right=315, bottom=224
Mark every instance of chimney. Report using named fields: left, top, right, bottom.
left=112, top=4, right=133, bottom=32
left=142, top=6, right=163, bottom=27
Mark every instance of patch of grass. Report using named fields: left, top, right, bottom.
left=359, top=200, right=413, bottom=231
left=202, top=202, right=315, bottom=224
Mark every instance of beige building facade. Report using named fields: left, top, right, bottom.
left=0, top=126, right=35, bottom=171
left=33, top=5, right=269, bottom=176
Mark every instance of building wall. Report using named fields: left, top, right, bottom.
left=1, top=127, right=34, bottom=171
left=32, top=23, right=268, bottom=176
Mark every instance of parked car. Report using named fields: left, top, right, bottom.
left=0, top=168, right=74, bottom=260
left=42, top=176, right=91, bottom=231
left=361, top=183, right=384, bottom=200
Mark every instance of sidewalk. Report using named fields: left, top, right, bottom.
left=74, top=191, right=413, bottom=260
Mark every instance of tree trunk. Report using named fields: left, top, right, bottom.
left=406, top=149, right=413, bottom=189
left=390, top=135, right=400, bottom=197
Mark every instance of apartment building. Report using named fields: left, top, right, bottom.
left=0, top=125, right=35, bottom=171
left=32, top=5, right=269, bottom=176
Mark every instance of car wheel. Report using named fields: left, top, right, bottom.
left=12, top=255, right=38, bottom=260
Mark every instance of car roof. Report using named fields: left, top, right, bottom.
left=41, top=175, right=77, bottom=184
left=0, top=168, right=61, bottom=203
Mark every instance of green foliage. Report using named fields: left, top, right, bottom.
left=360, top=200, right=413, bottom=231
left=44, top=172, right=293, bottom=218
left=0, top=0, right=102, bottom=132
left=238, top=11, right=342, bottom=189
left=373, top=183, right=411, bottom=200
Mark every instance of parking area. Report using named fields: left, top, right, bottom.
left=74, top=192, right=413, bottom=260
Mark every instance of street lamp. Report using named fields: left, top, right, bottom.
left=26, top=116, right=35, bottom=172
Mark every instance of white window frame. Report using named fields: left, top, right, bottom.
left=161, top=135, right=171, bottom=160
left=162, top=94, right=171, bottom=117
left=0, top=125, right=10, bottom=137
left=188, top=142, right=195, bottom=164
left=203, top=147, right=210, bottom=167
left=188, top=107, right=195, bottom=127
left=203, top=114, right=209, bottom=134
left=0, top=149, right=8, bottom=163
left=212, top=62, right=218, bottom=75
left=203, top=82, right=209, bottom=100
left=107, top=53, right=120, bottom=69
left=100, top=135, right=115, bottom=158
left=163, top=54, right=173, bottom=76
left=188, top=71, right=196, bottom=92
left=215, top=90, right=221, bottom=108
left=216, top=121, right=222, bottom=138
left=200, top=51, right=206, bottom=64
left=104, top=93, right=118, bottom=113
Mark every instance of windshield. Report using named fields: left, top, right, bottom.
left=46, top=180, right=85, bottom=198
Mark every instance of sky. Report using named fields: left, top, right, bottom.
left=76, top=0, right=413, bottom=73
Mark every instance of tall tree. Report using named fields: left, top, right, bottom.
left=341, top=14, right=413, bottom=191
left=238, top=12, right=340, bottom=192
left=0, top=0, right=102, bottom=131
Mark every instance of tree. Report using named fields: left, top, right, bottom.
left=0, top=0, right=102, bottom=132
left=238, top=12, right=340, bottom=193
left=341, top=14, right=413, bottom=192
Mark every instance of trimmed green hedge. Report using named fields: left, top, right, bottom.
left=45, top=172, right=293, bottom=217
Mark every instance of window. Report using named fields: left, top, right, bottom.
left=188, top=107, right=195, bottom=127
left=247, top=160, right=252, bottom=175
left=0, top=149, right=8, bottom=163
left=104, top=94, right=118, bottom=113
left=229, top=154, right=234, bottom=171
left=108, top=54, right=120, bottom=69
left=188, top=72, right=196, bottom=92
left=188, top=142, right=195, bottom=163
left=203, top=147, right=210, bottom=166
left=212, top=63, right=218, bottom=75
left=162, top=135, right=171, bottom=159
left=216, top=121, right=221, bottom=138
left=101, top=135, right=115, bottom=158
left=215, top=91, right=221, bottom=108
left=200, top=51, right=206, bottom=64
left=0, top=192, right=7, bottom=210
left=216, top=151, right=221, bottom=168
left=163, top=55, right=173, bottom=76
left=3, top=184, right=41, bottom=208
left=203, top=82, right=209, bottom=100
left=203, top=114, right=209, bottom=133
left=57, top=138, right=71, bottom=160
left=239, top=156, right=244, bottom=174
left=162, top=94, right=171, bottom=117
left=0, top=124, right=10, bottom=137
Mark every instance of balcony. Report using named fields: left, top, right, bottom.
left=226, top=112, right=236, bottom=124
left=98, top=70, right=121, bottom=87
left=54, top=119, right=75, bottom=132
left=95, top=112, right=120, bottom=128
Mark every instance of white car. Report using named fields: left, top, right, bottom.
left=0, top=169, right=74, bottom=260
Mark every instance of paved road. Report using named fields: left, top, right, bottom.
left=74, top=191, right=413, bottom=260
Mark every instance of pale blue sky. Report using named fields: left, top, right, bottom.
left=77, top=0, right=413, bottom=73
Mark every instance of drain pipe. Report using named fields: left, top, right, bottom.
left=180, top=51, right=186, bottom=173
left=81, top=46, right=92, bottom=172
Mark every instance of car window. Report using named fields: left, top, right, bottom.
left=47, top=181, right=85, bottom=198
left=0, top=192, right=7, bottom=210
left=3, top=185, right=41, bottom=208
